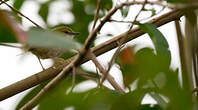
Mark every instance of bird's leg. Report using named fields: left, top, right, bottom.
left=36, top=56, right=45, bottom=70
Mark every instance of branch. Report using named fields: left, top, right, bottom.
left=100, top=41, right=123, bottom=85
left=87, top=50, right=125, bottom=93
left=91, top=0, right=101, bottom=31
left=0, top=9, right=184, bottom=101
left=174, top=21, right=191, bottom=90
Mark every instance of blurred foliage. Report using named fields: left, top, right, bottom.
left=15, top=81, right=48, bottom=110
left=27, top=27, right=81, bottom=51
left=0, top=10, right=19, bottom=43
left=13, top=0, right=25, bottom=10
left=38, top=2, right=50, bottom=23
left=0, top=23, right=17, bottom=43
left=120, top=6, right=129, bottom=18
left=0, top=0, right=197, bottom=110
left=117, top=23, right=193, bottom=110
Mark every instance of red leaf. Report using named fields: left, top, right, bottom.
left=0, top=10, right=26, bottom=43
left=120, top=46, right=135, bottom=65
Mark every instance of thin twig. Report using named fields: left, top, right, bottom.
left=174, top=21, right=190, bottom=90
left=92, top=0, right=101, bottom=31
left=95, top=67, right=101, bottom=88
left=100, top=41, right=123, bottom=84
left=0, top=0, right=43, bottom=28
left=139, top=6, right=166, bottom=21
left=36, top=56, right=45, bottom=70
left=109, top=6, right=165, bottom=24
left=76, top=71, right=100, bottom=81
left=0, top=43, right=22, bottom=48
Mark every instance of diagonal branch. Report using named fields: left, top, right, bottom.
left=92, top=0, right=101, bottom=31
left=0, top=9, right=184, bottom=102
left=87, top=50, right=125, bottom=93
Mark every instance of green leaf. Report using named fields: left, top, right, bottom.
left=83, top=88, right=119, bottom=110
left=135, top=48, right=158, bottom=77
left=38, top=2, right=49, bottom=23
left=0, top=10, right=25, bottom=43
left=39, top=76, right=90, bottom=110
left=0, top=24, right=17, bottom=43
left=70, top=0, right=94, bottom=44
left=27, top=28, right=81, bottom=51
left=70, top=0, right=112, bottom=44
left=159, top=69, right=193, bottom=110
left=149, top=92, right=167, bottom=109
left=112, top=88, right=151, bottom=110
left=138, top=23, right=171, bottom=68
left=101, top=0, right=112, bottom=11
left=15, top=83, right=47, bottom=110
left=84, top=0, right=112, bottom=11
left=13, top=0, right=25, bottom=10
left=139, top=23, right=169, bottom=54
left=120, top=6, right=129, bottom=18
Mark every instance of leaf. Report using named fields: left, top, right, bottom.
left=39, top=77, right=94, bottom=110
left=119, top=46, right=135, bottom=65
left=83, top=88, right=119, bottom=110
left=139, top=23, right=169, bottom=55
left=84, top=0, right=112, bottom=11
left=101, top=0, right=112, bottom=11
left=149, top=92, right=167, bottom=109
left=13, top=0, right=25, bottom=10
left=71, top=0, right=94, bottom=44
left=0, top=10, right=25, bottom=43
left=38, top=2, right=49, bottom=23
left=0, top=24, right=17, bottom=43
left=159, top=69, right=193, bottom=110
left=120, top=6, right=129, bottom=18
left=135, top=48, right=158, bottom=79
left=70, top=0, right=112, bottom=44
left=27, top=27, right=81, bottom=51
left=118, top=46, right=137, bottom=87
left=15, top=82, right=47, bottom=110
left=112, top=88, right=151, bottom=110
left=138, top=23, right=171, bottom=68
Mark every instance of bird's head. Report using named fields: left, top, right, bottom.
left=52, top=26, right=79, bottom=39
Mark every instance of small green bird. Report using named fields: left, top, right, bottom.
left=29, top=26, right=79, bottom=69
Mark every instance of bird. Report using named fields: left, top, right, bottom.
left=28, top=26, right=79, bottom=70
